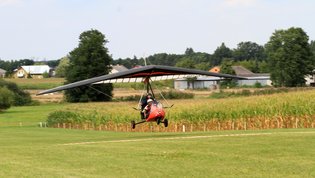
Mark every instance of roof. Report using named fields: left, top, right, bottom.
left=209, top=66, right=220, bottom=73
left=37, top=65, right=245, bottom=95
left=0, top=68, right=6, bottom=74
left=111, top=65, right=128, bottom=73
left=21, top=65, right=50, bottom=74
left=232, top=66, right=254, bottom=76
left=232, top=66, right=269, bottom=77
left=176, top=77, right=221, bottom=81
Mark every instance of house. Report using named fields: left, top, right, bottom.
left=110, top=65, right=128, bottom=74
left=13, top=65, right=50, bottom=79
left=305, top=70, right=315, bottom=86
left=231, top=66, right=271, bottom=86
left=174, top=66, right=272, bottom=90
left=0, top=68, right=6, bottom=78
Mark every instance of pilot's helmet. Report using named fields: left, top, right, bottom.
left=147, top=99, right=153, bottom=103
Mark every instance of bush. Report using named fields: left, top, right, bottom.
left=0, top=79, right=32, bottom=106
left=116, top=95, right=142, bottom=101
left=209, top=88, right=290, bottom=99
left=47, top=110, right=78, bottom=126
left=0, top=87, right=14, bottom=111
left=254, top=82, right=263, bottom=88
left=42, top=71, right=50, bottom=78
left=161, top=90, right=194, bottom=99
left=115, top=90, right=194, bottom=101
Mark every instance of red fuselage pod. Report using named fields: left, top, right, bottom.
left=146, top=102, right=165, bottom=122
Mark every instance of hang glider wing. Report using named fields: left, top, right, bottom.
left=37, top=65, right=245, bottom=95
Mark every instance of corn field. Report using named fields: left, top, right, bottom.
left=47, top=89, right=315, bottom=132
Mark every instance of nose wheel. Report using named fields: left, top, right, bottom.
left=131, top=121, right=136, bottom=129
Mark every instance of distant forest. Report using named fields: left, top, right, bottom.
left=1, top=40, right=315, bottom=76
left=113, top=42, right=269, bottom=73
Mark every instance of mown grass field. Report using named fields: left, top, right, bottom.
left=1, top=126, right=315, bottom=177
left=1, top=92, right=315, bottom=177
left=4, top=78, right=65, bottom=90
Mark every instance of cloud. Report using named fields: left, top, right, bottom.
left=223, top=0, right=258, bottom=7
left=0, top=0, right=22, bottom=7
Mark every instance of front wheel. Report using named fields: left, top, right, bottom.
left=131, top=121, right=136, bottom=129
left=163, top=119, right=168, bottom=127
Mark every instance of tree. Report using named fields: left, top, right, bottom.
left=65, top=29, right=113, bottom=102
left=0, top=87, right=14, bottom=111
left=55, top=57, right=69, bottom=77
left=211, top=43, right=233, bottom=66
left=310, top=40, right=315, bottom=61
left=220, top=58, right=237, bottom=88
left=46, top=59, right=60, bottom=68
left=175, top=58, right=195, bottom=68
left=220, top=58, right=235, bottom=75
left=195, top=62, right=211, bottom=71
left=265, top=27, right=314, bottom=87
left=0, top=79, right=32, bottom=106
left=233, top=41, right=265, bottom=61
left=185, top=48, right=195, bottom=56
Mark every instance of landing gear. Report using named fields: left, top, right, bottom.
left=131, top=120, right=146, bottom=129
left=163, top=118, right=168, bottom=127
left=156, top=118, right=161, bottom=125
left=131, top=118, right=168, bottom=129
left=131, top=121, right=136, bottom=129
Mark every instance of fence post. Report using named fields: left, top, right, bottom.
left=244, top=121, right=247, bottom=131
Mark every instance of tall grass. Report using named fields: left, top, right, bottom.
left=46, top=89, right=315, bottom=131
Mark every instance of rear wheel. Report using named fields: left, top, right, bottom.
left=131, top=121, right=136, bottom=129
left=163, top=119, right=168, bottom=127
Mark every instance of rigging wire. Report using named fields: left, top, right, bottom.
left=149, top=78, right=172, bottom=107
left=88, top=82, right=147, bottom=110
left=136, top=83, right=147, bottom=110
left=88, top=85, right=117, bottom=101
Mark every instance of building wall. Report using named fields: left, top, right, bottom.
left=237, top=79, right=271, bottom=86
left=13, top=68, right=28, bottom=78
left=305, top=74, right=315, bottom=86
left=174, top=80, right=218, bottom=90
left=13, top=68, right=44, bottom=79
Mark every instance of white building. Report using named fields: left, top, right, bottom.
left=110, top=65, right=128, bottom=74
left=174, top=77, right=220, bottom=90
left=232, top=66, right=271, bottom=86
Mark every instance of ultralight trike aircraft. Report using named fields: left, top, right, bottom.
left=37, top=65, right=243, bottom=129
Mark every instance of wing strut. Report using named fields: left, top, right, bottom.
left=144, top=77, right=155, bottom=98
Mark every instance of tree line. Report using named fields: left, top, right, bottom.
left=112, top=42, right=268, bottom=73
left=0, top=27, right=315, bottom=104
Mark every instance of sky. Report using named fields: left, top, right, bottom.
left=0, top=0, right=314, bottom=61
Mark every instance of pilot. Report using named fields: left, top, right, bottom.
left=140, top=93, right=154, bottom=119
left=142, top=98, right=154, bottom=119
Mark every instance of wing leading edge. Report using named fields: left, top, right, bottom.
left=37, top=65, right=245, bottom=95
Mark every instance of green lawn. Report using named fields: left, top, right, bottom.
left=4, top=78, right=65, bottom=89
left=0, top=104, right=63, bottom=126
left=1, top=104, right=315, bottom=177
